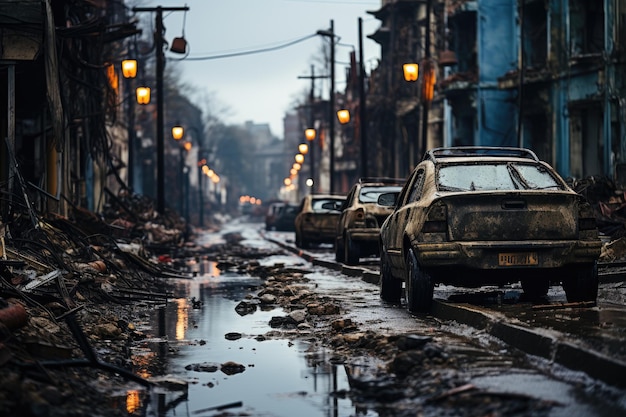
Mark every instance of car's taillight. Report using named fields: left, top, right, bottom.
left=422, top=202, right=447, bottom=233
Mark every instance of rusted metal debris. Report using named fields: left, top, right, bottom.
left=0, top=152, right=203, bottom=397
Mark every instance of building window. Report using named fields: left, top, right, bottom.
left=570, top=0, right=604, bottom=56
left=522, top=1, right=547, bottom=68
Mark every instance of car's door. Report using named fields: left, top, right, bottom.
left=337, top=187, right=356, bottom=240
left=383, top=169, right=425, bottom=268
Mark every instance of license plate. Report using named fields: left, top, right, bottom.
left=498, top=252, right=538, bottom=266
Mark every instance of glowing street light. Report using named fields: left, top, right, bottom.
left=403, top=63, right=419, bottom=82
left=121, top=59, right=137, bottom=79
left=337, top=109, right=350, bottom=124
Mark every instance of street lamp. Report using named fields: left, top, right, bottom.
left=403, top=63, right=419, bottom=82
left=121, top=59, right=137, bottom=190
left=298, top=143, right=309, bottom=155
left=295, top=153, right=305, bottom=164
left=121, top=59, right=137, bottom=78
left=305, top=128, right=316, bottom=141
left=171, top=125, right=191, bottom=216
left=337, top=109, right=350, bottom=124
left=136, top=86, right=150, bottom=104
left=171, top=124, right=184, bottom=140
left=304, top=128, right=316, bottom=193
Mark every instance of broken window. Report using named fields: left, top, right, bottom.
left=522, top=112, right=552, bottom=165
left=448, top=10, right=477, bottom=74
left=569, top=0, right=604, bottom=56
left=569, top=106, right=604, bottom=178
left=522, top=1, right=547, bottom=68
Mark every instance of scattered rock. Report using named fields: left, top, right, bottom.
left=220, top=361, right=245, bottom=375
left=185, top=362, right=220, bottom=373
left=235, top=300, right=257, bottom=316
left=259, top=294, right=277, bottom=304
left=288, top=309, right=307, bottom=323
left=225, top=332, right=242, bottom=340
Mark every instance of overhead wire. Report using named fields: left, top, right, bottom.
left=172, top=33, right=318, bottom=61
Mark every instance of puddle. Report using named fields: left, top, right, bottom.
left=126, top=264, right=376, bottom=416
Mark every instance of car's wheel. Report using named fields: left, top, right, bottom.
left=380, top=252, right=401, bottom=303
left=405, top=248, right=434, bottom=313
left=335, top=237, right=345, bottom=263
left=345, top=235, right=360, bottom=265
left=562, top=262, right=599, bottom=303
left=521, top=278, right=549, bottom=300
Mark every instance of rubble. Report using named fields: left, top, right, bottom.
left=1, top=175, right=625, bottom=416
left=0, top=186, right=219, bottom=417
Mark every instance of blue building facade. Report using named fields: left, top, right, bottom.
left=441, top=0, right=626, bottom=181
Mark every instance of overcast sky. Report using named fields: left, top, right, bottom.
left=135, top=0, right=382, bottom=138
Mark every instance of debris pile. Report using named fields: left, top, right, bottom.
left=0, top=186, right=214, bottom=417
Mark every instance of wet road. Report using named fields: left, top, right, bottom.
left=128, top=217, right=626, bottom=417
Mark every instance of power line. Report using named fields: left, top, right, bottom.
left=173, top=34, right=318, bottom=61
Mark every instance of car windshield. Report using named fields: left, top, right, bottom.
left=358, top=186, right=403, bottom=203
left=312, top=198, right=342, bottom=211
left=437, top=163, right=563, bottom=191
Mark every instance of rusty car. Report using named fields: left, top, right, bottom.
left=378, top=147, right=602, bottom=313
left=335, top=177, right=405, bottom=265
left=294, top=194, right=346, bottom=248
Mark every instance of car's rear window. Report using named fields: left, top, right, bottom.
left=359, top=186, right=403, bottom=203
left=312, top=198, right=343, bottom=211
left=437, top=163, right=563, bottom=191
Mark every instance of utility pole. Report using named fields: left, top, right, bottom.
left=329, top=20, right=336, bottom=193
left=421, top=0, right=432, bottom=156
left=298, top=66, right=327, bottom=194
left=133, top=5, right=189, bottom=215
left=358, top=17, right=368, bottom=178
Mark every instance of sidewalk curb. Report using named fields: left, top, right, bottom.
left=266, top=235, right=626, bottom=390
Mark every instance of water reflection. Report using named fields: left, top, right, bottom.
left=125, top=262, right=374, bottom=417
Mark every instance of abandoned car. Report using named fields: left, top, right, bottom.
left=378, top=146, right=602, bottom=313
left=335, top=177, right=405, bottom=265
left=294, top=194, right=345, bottom=248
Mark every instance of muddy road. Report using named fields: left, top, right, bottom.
left=133, top=217, right=626, bottom=417
left=3, top=216, right=626, bottom=417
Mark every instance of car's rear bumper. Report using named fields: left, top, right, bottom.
left=347, top=228, right=380, bottom=242
left=414, top=239, right=602, bottom=269
left=301, top=227, right=335, bottom=242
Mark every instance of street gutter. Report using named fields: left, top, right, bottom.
left=266, top=235, right=626, bottom=391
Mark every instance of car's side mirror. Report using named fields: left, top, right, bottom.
left=378, top=192, right=399, bottom=207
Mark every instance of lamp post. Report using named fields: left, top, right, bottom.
left=358, top=17, right=368, bottom=178
left=121, top=59, right=137, bottom=190
left=421, top=0, right=432, bottom=156
left=133, top=5, right=189, bottom=215
left=298, top=65, right=327, bottom=194
left=402, top=1, right=434, bottom=161
left=304, top=127, right=316, bottom=193
left=317, top=21, right=336, bottom=193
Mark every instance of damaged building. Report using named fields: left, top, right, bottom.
left=360, top=0, right=626, bottom=182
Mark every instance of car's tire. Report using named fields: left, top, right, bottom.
left=380, top=252, right=402, bottom=303
left=562, top=262, right=599, bottom=303
left=521, top=278, right=549, bottom=300
left=405, top=248, right=434, bottom=313
left=335, top=237, right=345, bottom=263
left=345, top=235, right=360, bottom=265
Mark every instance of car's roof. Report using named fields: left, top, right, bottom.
left=307, top=194, right=345, bottom=199
left=424, top=146, right=541, bottom=164
left=356, top=177, right=405, bottom=186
